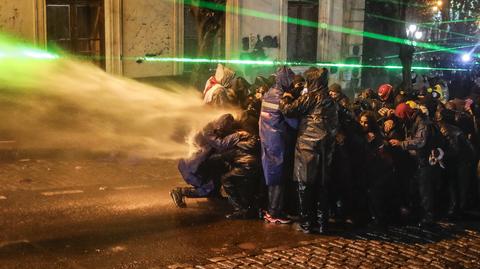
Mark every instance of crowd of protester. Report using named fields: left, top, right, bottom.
left=170, top=64, right=480, bottom=234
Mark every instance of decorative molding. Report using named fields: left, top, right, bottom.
left=104, top=0, right=123, bottom=75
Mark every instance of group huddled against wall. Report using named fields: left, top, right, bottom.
left=170, top=64, right=480, bottom=234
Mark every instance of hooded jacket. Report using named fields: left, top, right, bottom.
left=259, top=67, right=296, bottom=186
left=178, top=114, right=242, bottom=195
left=279, top=68, right=339, bottom=183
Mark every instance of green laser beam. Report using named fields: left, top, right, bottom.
left=0, top=49, right=59, bottom=60
left=371, top=0, right=468, bottom=14
left=420, top=18, right=480, bottom=26
left=383, top=43, right=477, bottom=59
left=141, top=56, right=469, bottom=72
left=181, top=0, right=478, bottom=58
left=371, top=0, right=480, bottom=29
left=366, top=13, right=474, bottom=40
left=0, top=29, right=469, bottom=73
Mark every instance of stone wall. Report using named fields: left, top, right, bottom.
left=0, top=0, right=36, bottom=43
left=0, top=0, right=366, bottom=82
left=122, top=0, right=176, bottom=78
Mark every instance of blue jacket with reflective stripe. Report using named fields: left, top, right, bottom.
left=259, top=67, right=297, bottom=186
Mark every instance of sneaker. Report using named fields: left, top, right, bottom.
left=170, top=188, right=186, bottom=208
left=264, top=213, right=292, bottom=224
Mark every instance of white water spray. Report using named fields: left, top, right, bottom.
left=0, top=55, right=232, bottom=159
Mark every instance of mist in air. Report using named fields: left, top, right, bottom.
left=0, top=37, right=231, bottom=159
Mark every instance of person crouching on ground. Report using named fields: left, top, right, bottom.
left=171, top=114, right=243, bottom=207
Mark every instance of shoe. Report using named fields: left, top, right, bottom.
left=264, top=213, right=292, bottom=224
left=170, top=188, right=186, bottom=208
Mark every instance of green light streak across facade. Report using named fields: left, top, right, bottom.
left=420, top=18, right=479, bottom=26
left=366, top=13, right=474, bottom=39
left=182, top=0, right=474, bottom=58
left=143, top=56, right=468, bottom=72
left=384, top=44, right=477, bottom=59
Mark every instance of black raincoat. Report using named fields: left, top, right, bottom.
left=279, top=70, right=339, bottom=184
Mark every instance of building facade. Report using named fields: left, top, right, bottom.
left=0, top=0, right=365, bottom=90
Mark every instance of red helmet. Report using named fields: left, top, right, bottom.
left=395, top=103, right=414, bottom=121
left=378, top=84, right=393, bottom=101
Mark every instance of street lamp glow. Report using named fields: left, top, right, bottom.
left=462, top=53, right=472, bottom=62
left=414, top=31, right=423, bottom=40
left=437, top=0, right=443, bottom=6
left=408, top=24, right=418, bottom=33
left=433, top=6, right=439, bottom=12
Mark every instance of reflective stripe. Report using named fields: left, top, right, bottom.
left=262, top=101, right=279, bottom=110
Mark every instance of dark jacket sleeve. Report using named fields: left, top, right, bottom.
left=401, top=122, right=428, bottom=151
left=204, top=132, right=241, bottom=151
left=279, top=93, right=313, bottom=117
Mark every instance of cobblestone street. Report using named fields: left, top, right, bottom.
left=169, top=222, right=480, bottom=269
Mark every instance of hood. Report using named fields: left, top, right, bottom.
left=305, top=67, right=329, bottom=92
left=274, top=66, right=295, bottom=92
left=214, top=64, right=236, bottom=88
left=211, top=113, right=235, bottom=135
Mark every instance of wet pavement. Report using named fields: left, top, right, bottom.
left=1, top=158, right=480, bottom=268
left=170, top=223, right=480, bottom=269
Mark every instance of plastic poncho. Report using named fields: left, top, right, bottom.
left=203, top=64, right=236, bottom=106
left=259, top=67, right=296, bottom=186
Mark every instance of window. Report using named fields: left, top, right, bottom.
left=183, top=5, right=225, bottom=73
left=46, top=0, right=105, bottom=69
left=287, top=1, right=319, bottom=62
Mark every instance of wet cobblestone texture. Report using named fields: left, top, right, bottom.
left=168, top=222, right=480, bottom=269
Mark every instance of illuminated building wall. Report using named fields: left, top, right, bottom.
left=0, top=0, right=366, bottom=88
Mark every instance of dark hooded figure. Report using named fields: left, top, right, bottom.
left=231, top=76, right=251, bottom=109
left=435, top=108, right=475, bottom=217
left=171, top=114, right=242, bottom=207
left=259, top=66, right=298, bottom=224
left=279, top=67, right=339, bottom=234
left=219, top=122, right=261, bottom=220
